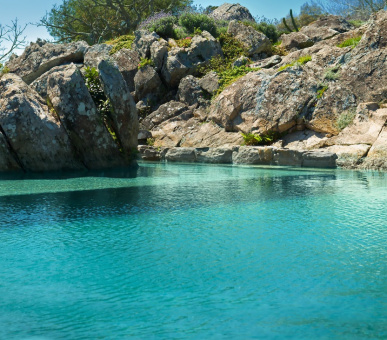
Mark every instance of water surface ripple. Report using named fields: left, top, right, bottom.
left=0, top=164, right=386, bottom=339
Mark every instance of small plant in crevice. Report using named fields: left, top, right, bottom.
left=278, top=55, right=311, bottom=71
left=83, top=67, right=121, bottom=148
left=146, top=137, right=155, bottom=146
left=138, top=58, right=155, bottom=69
left=335, top=109, right=356, bottom=130
left=175, top=36, right=192, bottom=48
left=241, top=131, right=280, bottom=146
left=316, top=84, right=329, bottom=99
left=337, top=36, right=362, bottom=48
left=216, top=65, right=260, bottom=96
left=324, top=65, right=341, bottom=81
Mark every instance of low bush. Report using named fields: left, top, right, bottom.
left=316, top=84, right=329, bottom=99
left=178, top=12, right=218, bottom=37
left=348, top=20, right=365, bottom=28
left=336, top=110, right=356, bottom=130
left=337, top=36, right=362, bottom=48
left=216, top=65, right=260, bottom=95
left=139, top=12, right=177, bottom=39
left=106, top=35, right=135, bottom=55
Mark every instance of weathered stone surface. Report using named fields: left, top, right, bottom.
left=0, top=73, right=85, bottom=172
left=84, top=44, right=112, bottom=68
left=281, top=32, right=314, bottom=50
left=301, top=150, right=337, bottom=168
left=112, top=48, right=141, bottom=92
left=325, top=106, right=387, bottom=146
left=198, top=71, right=219, bottom=95
left=150, top=38, right=168, bottom=71
left=134, top=65, right=164, bottom=101
left=228, top=20, right=271, bottom=56
left=324, top=144, right=370, bottom=167
left=133, top=30, right=159, bottom=58
left=165, top=147, right=196, bottom=162
left=300, top=15, right=354, bottom=42
left=0, top=131, right=22, bottom=172
left=195, top=147, right=234, bottom=163
left=177, top=75, right=203, bottom=105
left=232, top=56, right=249, bottom=67
left=47, top=64, right=126, bottom=169
left=232, top=146, right=273, bottom=165
left=141, top=101, right=188, bottom=130
left=273, top=149, right=304, bottom=166
left=210, top=3, right=255, bottom=22
left=161, top=31, right=222, bottom=87
left=282, top=130, right=328, bottom=150
left=98, top=60, right=138, bottom=154
left=250, top=55, right=282, bottom=69
left=361, top=126, right=387, bottom=169
left=6, top=39, right=88, bottom=84
left=208, top=71, right=264, bottom=132
left=138, top=145, right=162, bottom=161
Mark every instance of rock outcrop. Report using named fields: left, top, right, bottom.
left=210, top=3, right=255, bottom=22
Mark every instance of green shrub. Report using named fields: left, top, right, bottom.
left=106, top=35, right=135, bottom=55
left=324, top=65, right=341, bottom=81
left=138, top=58, right=155, bottom=69
left=241, top=131, right=279, bottom=146
left=240, top=20, right=280, bottom=43
left=336, top=110, right=356, bottom=130
left=178, top=12, right=217, bottom=37
left=348, top=20, right=365, bottom=28
left=147, top=15, right=177, bottom=39
left=146, top=137, right=155, bottom=146
left=337, top=36, right=362, bottom=48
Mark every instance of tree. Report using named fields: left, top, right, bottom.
left=40, top=0, right=192, bottom=44
left=0, top=19, right=27, bottom=65
left=314, top=0, right=386, bottom=19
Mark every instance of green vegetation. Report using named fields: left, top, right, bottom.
left=337, top=36, right=362, bottom=48
left=138, top=58, right=155, bottom=69
left=336, top=110, right=356, bottom=130
left=278, top=55, right=311, bottom=71
left=175, top=37, right=192, bottom=48
left=324, top=65, right=341, bottom=81
left=145, top=15, right=177, bottom=39
left=217, top=65, right=260, bottom=95
left=40, top=0, right=190, bottom=44
left=316, top=84, right=329, bottom=99
left=178, top=12, right=218, bottom=38
left=348, top=20, right=365, bottom=28
left=106, top=35, right=135, bottom=55
left=241, top=131, right=280, bottom=146
left=146, top=137, right=155, bottom=146
left=0, top=63, right=9, bottom=75
left=282, top=9, right=299, bottom=33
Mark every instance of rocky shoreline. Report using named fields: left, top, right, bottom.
left=0, top=4, right=386, bottom=173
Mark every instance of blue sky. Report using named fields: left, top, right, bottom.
left=1, top=0, right=309, bottom=52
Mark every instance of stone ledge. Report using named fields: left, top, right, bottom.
left=138, top=146, right=338, bottom=168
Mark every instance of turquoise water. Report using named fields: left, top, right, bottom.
left=0, top=163, right=386, bottom=339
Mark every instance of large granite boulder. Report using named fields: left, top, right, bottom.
left=281, top=32, right=314, bottom=50
left=177, top=75, right=203, bottom=105
left=150, top=38, right=169, bottom=71
left=83, top=44, right=113, bottom=68
left=210, top=3, right=255, bottom=22
left=0, top=131, right=21, bottom=172
left=6, top=39, right=88, bottom=84
left=161, top=31, right=223, bottom=87
left=98, top=60, right=139, bottom=156
left=227, top=20, right=271, bottom=56
left=0, top=73, right=85, bottom=172
left=46, top=64, right=127, bottom=169
left=133, top=30, right=160, bottom=58
left=134, top=65, right=164, bottom=101
left=198, top=71, right=220, bottom=95
left=112, top=48, right=141, bottom=92
left=300, top=15, right=354, bottom=42
left=141, top=101, right=188, bottom=130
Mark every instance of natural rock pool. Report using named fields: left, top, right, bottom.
left=1, top=163, right=386, bottom=339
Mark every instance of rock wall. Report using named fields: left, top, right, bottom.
left=1, top=6, right=387, bottom=172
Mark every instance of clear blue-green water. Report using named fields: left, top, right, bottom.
left=0, top=163, right=386, bottom=339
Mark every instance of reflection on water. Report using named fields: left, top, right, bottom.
left=0, top=163, right=386, bottom=339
